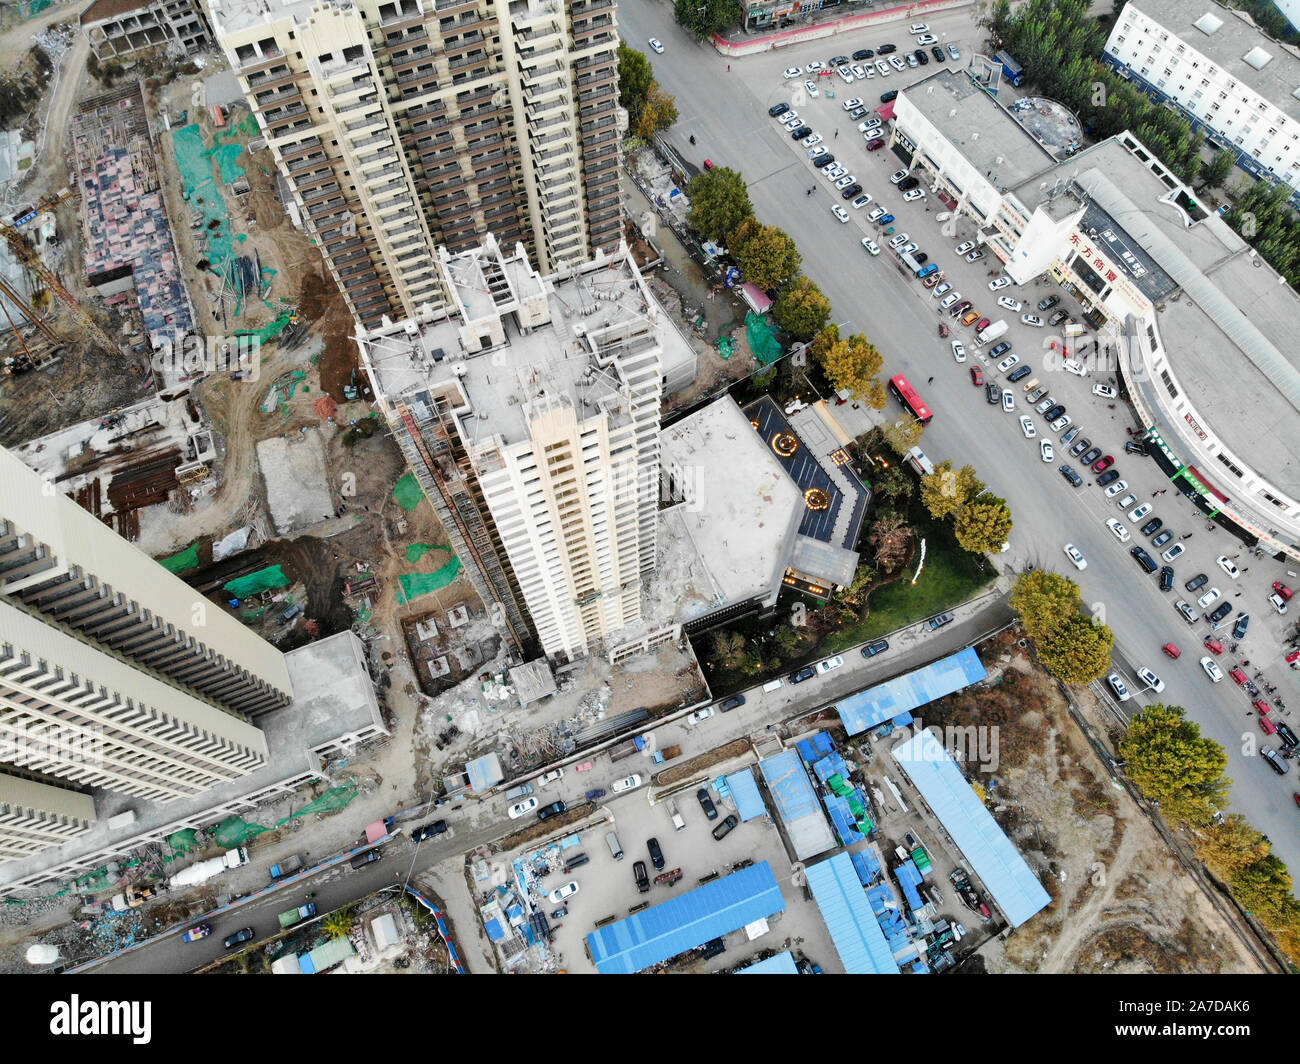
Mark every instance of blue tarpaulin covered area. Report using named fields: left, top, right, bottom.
left=585, top=862, right=786, bottom=974
left=805, top=853, right=897, bottom=975
left=894, top=859, right=925, bottom=912
left=892, top=728, right=1050, bottom=927
left=466, top=751, right=505, bottom=791
left=737, top=950, right=799, bottom=974
left=837, top=647, right=988, bottom=735
left=723, top=768, right=767, bottom=821
left=758, top=750, right=836, bottom=860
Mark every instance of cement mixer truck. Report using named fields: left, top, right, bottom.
left=167, top=846, right=249, bottom=890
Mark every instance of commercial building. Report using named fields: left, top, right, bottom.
left=358, top=234, right=696, bottom=662
left=891, top=68, right=1300, bottom=559
left=81, top=0, right=213, bottom=64
left=208, top=0, right=623, bottom=331
left=1103, top=0, right=1300, bottom=206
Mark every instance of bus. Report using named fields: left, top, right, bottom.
left=888, top=374, right=933, bottom=424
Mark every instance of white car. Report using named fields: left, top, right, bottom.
left=955, top=241, right=977, bottom=255
left=909, top=22, right=930, bottom=33
left=805, top=61, right=824, bottom=73
left=1035, top=396, right=1055, bottom=414
left=1136, top=666, right=1165, bottom=693
left=824, top=164, right=846, bottom=180
left=889, top=55, right=907, bottom=71
left=842, top=97, right=864, bottom=111
left=808, top=145, right=828, bottom=160
left=648, top=37, right=664, bottom=54
left=1161, top=543, right=1185, bottom=563
left=549, top=881, right=580, bottom=903
left=867, top=205, right=887, bottom=221
left=851, top=193, right=872, bottom=209
left=804, top=79, right=819, bottom=97
left=1001, top=389, right=1015, bottom=412
left=1040, top=439, right=1055, bottom=463
left=951, top=339, right=966, bottom=362
left=917, top=33, right=938, bottom=45
left=1128, top=503, right=1152, bottom=522
left=1103, top=479, right=1129, bottom=498
left=1107, top=672, right=1131, bottom=702
left=1115, top=493, right=1137, bottom=510
left=996, top=353, right=1020, bottom=372
left=860, top=65, right=876, bottom=80
left=997, top=296, right=1023, bottom=312
left=1216, top=555, right=1240, bottom=579
left=890, top=169, right=909, bottom=185
left=851, top=64, right=868, bottom=80
left=875, top=60, right=891, bottom=76
left=611, top=773, right=643, bottom=792
left=1062, top=358, right=1087, bottom=376
left=948, top=44, right=961, bottom=60
left=1049, top=413, right=1071, bottom=432
left=1092, top=383, right=1118, bottom=399
left=988, top=276, right=1011, bottom=290
left=804, top=132, right=824, bottom=147
left=899, top=242, right=918, bottom=255
left=1063, top=543, right=1086, bottom=570
left=780, top=111, right=802, bottom=127
left=1021, top=314, right=1045, bottom=327
left=861, top=238, right=880, bottom=255
left=538, top=768, right=565, bottom=787
left=1106, top=518, right=1130, bottom=543
left=508, top=797, right=539, bottom=819
left=817, top=655, right=844, bottom=673
left=903, top=188, right=926, bottom=202
left=835, top=174, right=857, bottom=189
left=1200, top=656, right=1224, bottom=683
left=783, top=67, right=803, bottom=79
left=1270, top=592, right=1289, bottom=615
left=837, top=65, right=855, bottom=84
left=687, top=707, right=714, bottom=724
left=831, top=204, right=849, bottom=223
left=888, top=231, right=910, bottom=248
left=939, top=292, right=960, bottom=309
left=858, top=118, right=882, bottom=133
left=1020, top=415, right=1036, bottom=439
left=932, top=282, right=952, bottom=298
left=1197, top=587, right=1221, bottom=609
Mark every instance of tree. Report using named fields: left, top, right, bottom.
left=919, top=461, right=984, bottom=521
left=1036, top=613, right=1114, bottom=685
left=871, top=463, right=913, bottom=504
left=674, top=0, right=743, bottom=40
left=868, top=509, right=912, bottom=572
left=1192, top=815, right=1271, bottom=881
left=1230, top=855, right=1295, bottom=919
left=730, top=218, right=802, bottom=290
left=953, top=493, right=1013, bottom=554
left=1201, top=148, right=1235, bottom=190
left=773, top=624, right=810, bottom=656
left=1117, top=704, right=1230, bottom=825
left=815, top=332, right=886, bottom=407
left=617, top=41, right=654, bottom=119
left=710, top=630, right=748, bottom=670
left=322, top=905, right=357, bottom=940
left=634, top=83, right=678, bottom=140
left=840, top=564, right=877, bottom=612
left=686, top=167, right=752, bottom=244
left=880, top=416, right=924, bottom=455
left=772, top=277, right=831, bottom=340
left=1009, top=569, right=1082, bottom=641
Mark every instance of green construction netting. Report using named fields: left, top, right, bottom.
left=406, top=542, right=448, bottom=564
left=235, top=310, right=296, bottom=347
left=173, top=124, right=237, bottom=271
left=75, top=868, right=112, bottom=892
left=848, top=795, right=867, bottom=820
left=242, top=606, right=268, bottom=620
left=746, top=311, right=781, bottom=365
left=275, top=782, right=360, bottom=825
left=168, top=829, right=201, bottom=855
left=212, top=815, right=269, bottom=848
left=826, top=773, right=855, bottom=798
left=224, top=564, right=291, bottom=597
left=160, top=542, right=200, bottom=574
left=398, top=546, right=462, bottom=603
left=394, top=472, right=424, bottom=512
left=716, top=335, right=734, bottom=359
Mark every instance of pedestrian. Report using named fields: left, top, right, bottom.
left=1152, top=490, right=1159, bottom=498
left=1182, top=533, right=1192, bottom=540
left=834, top=129, right=839, bottom=139
left=1235, top=592, right=1242, bottom=598
left=1232, top=553, right=1240, bottom=559
left=1209, top=523, right=1216, bottom=531
left=927, top=376, right=934, bottom=384
left=1242, top=567, right=1249, bottom=573
left=727, top=65, right=731, bottom=71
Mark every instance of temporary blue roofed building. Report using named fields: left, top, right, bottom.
left=825, top=794, right=867, bottom=846
left=723, top=768, right=767, bottom=821
left=893, top=728, right=1051, bottom=927
left=466, top=751, right=505, bottom=791
left=585, top=862, right=786, bottom=975
left=299, top=936, right=356, bottom=974
left=894, top=859, right=925, bottom=912
left=795, top=731, right=835, bottom=762
left=805, top=852, right=897, bottom=974
left=737, top=950, right=800, bottom=974
left=837, top=647, right=988, bottom=735
left=758, top=750, right=837, bottom=860
left=851, top=848, right=882, bottom=886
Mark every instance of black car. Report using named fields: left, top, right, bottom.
left=791, top=126, right=813, bottom=140
left=1151, top=529, right=1173, bottom=547
left=647, top=837, right=665, bottom=871
left=712, top=814, right=740, bottom=841
left=718, top=695, right=745, bottom=712
left=878, top=43, right=897, bottom=54
left=1048, top=309, right=1070, bottom=326
left=1060, top=464, right=1083, bottom=487
left=350, top=848, right=382, bottom=869
left=537, top=800, right=566, bottom=821
left=861, top=639, right=890, bottom=657
left=1276, top=721, right=1299, bottom=749
left=699, top=937, right=726, bottom=960
left=989, top=341, right=1012, bottom=358
left=914, top=252, right=929, bottom=264
left=853, top=48, right=875, bottom=60
left=1080, top=447, right=1102, bottom=465
left=985, top=381, right=1001, bottom=404
left=1208, top=601, right=1233, bottom=624
left=1232, top=613, right=1250, bottom=639
left=840, top=183, right=864, bottom=200
left=789, top=665, right=816, bottom=683
left=769, top=102, right=790, bottom=117
left=697, top=787, right=718, bottom=820
left=830, top=55, right=850, bottom=66
left=880, top=89, right=898, bottom=103
left=1159, top=566, right=1174, bottom=592
left=1185, top=573, right=1209, bottom=592
left=1044, top=404, right=1065, bottom=422
left=932, top=45, right=946, bottom=62
left=915, top=49, right=928, bottom=65
left=815, top=153, right=837, bottom=169
left=633, top=860, right=650, bottom=893
left=563, top=851, right=589, bottom=873
left=1124, top=441, right=1149, bottom=456
left=1131, top=546, right=1157, bottom=573
left=897, top=176, right=920, bottom=192
left=1008, top=365, right=1032, bottom=383
left=1038, top=295, right=1061, bottom=311
left=222, top=927, right=255, bottom=950
left=927, top=613, right=954, bottom=630
left=1140, top=517, right=1163, bottom=536
left=1069, top=437, right=1091, bottom=457
left=410, top=819, right=448, bottom=843
left=1097, top=470, right=1121, bottom=487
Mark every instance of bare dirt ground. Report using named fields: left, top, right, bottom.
left=929, top=630, right=1267, bottom=974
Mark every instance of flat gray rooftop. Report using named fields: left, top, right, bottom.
left=207, top=0, right=320, bottom=35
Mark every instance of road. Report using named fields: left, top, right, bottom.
left=620, top=3, right=1300, bottom=881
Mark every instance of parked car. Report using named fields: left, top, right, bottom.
left=769, top=102, right=790, bottom=117
left=611, top=774, right=643, bottom=792
left=927, top=613, right=955, bottom=630
left=1021, top=314, right=1044, bottom=327
left=1232, top=613, right=1250, bottom=640
left=1059, top=464, right=1083, bottom=487
left=1040, top=439, right=1055, bottom=462
left=1185, top=573, right=1209, bottom=592
left=222, top=927, right=255, bottom=950
left=789, top=665, right=817, bottom=684
left=647, top=837, right=664, bottom=871
left=697, top=787, right=718, bottom=820
left=1107, top=517, right=1132, bottom=543
left=350, top=848, right=383, bottom=869
left=951, top=339, right=967, bottom=362
left=549, top=880, right=579, bottom=903
left=1151, top=529, right=1173, bottom=548
left=970, top=366, right=985, bottom=386
left=1107, top=673, right=1131, bottom=702
left=718, top=695, right=745, bottom=712
left=538, top=768, right=565, bottom=787
left=817, top=656, right=845, bottom=673
left=1136, top=666, right=1165, bottom=693
left=1201, top=656, right=1224, bottom=682
left=1063, top=543, right=1087, bottom=570
left=1093, top=455, right=1115, bottom=473
left=712, top=814, right=740, bottom=841
left=537, top=800, right=566, bottom=821
left=410, top=820, right=449, bottom=843
left=1217, top=555, right=1241, bottom=578
left=687, top=706, right=715, bottom=724
left=861, top=639, right=890, bottom=657
left=1103, top=478, right=1129, bottom=498
left=1038, top=295, right=1060, bottom=311
left=1159, top=566, right=1174, bottom=592
left=633, top=860, right=650, bottom=892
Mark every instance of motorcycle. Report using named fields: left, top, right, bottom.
left=938, top=323, right=950, bottom=338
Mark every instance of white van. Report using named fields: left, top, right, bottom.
left=665, top=798, right=686, bottom=831
left=605, top=831, right=624, bottom=861
left=762, top=678, right=784, bottom=693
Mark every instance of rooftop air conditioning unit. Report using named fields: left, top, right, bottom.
left=452, top=362, right=468, bottom=376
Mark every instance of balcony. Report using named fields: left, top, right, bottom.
left=264, top=101, right=308, bottom=123
left=239, top=46, right=286, bottom=74
left=278, top=135, right=323, bottom=159
left=336, top=94, right=381, bottom=116
left=379, top=4, right=424, bottom=29
left=344, top=112, right=389, bottom=135
left=246, top=65, right=295, bottom=90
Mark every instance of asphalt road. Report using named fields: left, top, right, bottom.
left=621, top=4, right=1300, bottom=879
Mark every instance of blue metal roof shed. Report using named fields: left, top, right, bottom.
left=723, top=768, right=767, bottom=821
left=585, top=862, right=786, bottom=974
left=837, top=647, right=988, bottom=735
left=758, top=750, right=836, bottom=860
left=892, top=728, right=1051, bottom=927
left=737, top=950, right=800, bottom=974
left=805, top=853, right=897, bottom=974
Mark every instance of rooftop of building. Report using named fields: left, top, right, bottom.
left=81, top=0, right=156, bottom=25
left=206, top=0, right=322, bottom=35
left=1121, top=0, right=1300, bottom=123
left=898, top=68, right=1059, bottom=192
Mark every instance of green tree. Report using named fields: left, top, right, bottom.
left=617, top=41, right=654, bottom=119
left=772, top=277, right=831, bottom=340
left=710, top=630, right=748, bottom=670
left=1009, top=569, right=1082, bottom=641
left=871, top=463, right=913, bottom=504
left=730, top=218, right=802, bottom=290
left=322, top=906, right=357, bottom=940
left=634, top=83, right=678, bottom=140
left=919, top=461, right=984, bottom=521
left=815, top=332, right=886, bottom=406
left=840, top=564, right=877, bottom=613
left=674, top=0, right=743, bottom=40
left=1117, top=704, right=1230, bottom=824
left=773, top=624, right=808, bottom=656
left=953, top=493, right=1013, bottom=554
left=880, top=416, right=924, bottom=455
left=1200, top=148, right=1235, bottom=190
left=1192, top=815, right=1271, bottom=881
left=1036, top=613, right=1114, bottom=685
left=1230, top=855, right=1295, bottom=919
left=686, top=166, right=752, bottom=244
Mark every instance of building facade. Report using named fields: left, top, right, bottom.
left=208, top=0, right=623, bottom=331
left=1103, top=0, right=1300, bottom=206
left=82, top=0, right=214, bottom=63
